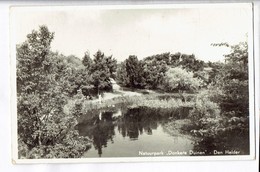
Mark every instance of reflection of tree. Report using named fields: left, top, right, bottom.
left=77, top=107, right=194, bottom=157
left=117, top=107, right=160, bottom=139
left=77, top=111, right=115, bottom=157
left=117, top=115, right=142, bottom=140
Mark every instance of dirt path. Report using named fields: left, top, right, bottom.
left=89, top=80, right=142, bottom=103
left=92, top=88, right=142, bottom=103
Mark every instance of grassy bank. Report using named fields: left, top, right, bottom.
left=64, top=91, right=196, bottom=118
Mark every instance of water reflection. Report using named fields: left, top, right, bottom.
left=117, top=108, right=159, bottom=139
left=76, top=103, right=250, bottom=157
left=76, top=107, right=193, bottom=157
left=77, top=111, right=116, bottom=157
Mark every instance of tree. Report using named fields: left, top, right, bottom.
left=116, top=61, right=130, bottom=86
left=189, top=41, right=250, bottom=153
left=66, top=55, right=84, bottom=69
left=116, top=52, right=206, bottom=90
left=164, top=67, right=203, bottom=93
left=17, top=26, right=90, bottom=158
left=90, top=50, right=117, bottom=93
left=82, top=51, right=92, bottom=69
left=169, top=52, right=182, bottom=66
left=144, top=52, right=171, bottom=65
left=142, top=57, right=167, bottom=89
left=179, top=54, right=205, bottom=72
left=124, top=55, right=145, bottom=88
left=207, top=62, right=223, bottom=85
left=218, top=42, right=249, bottom=116
left=105, top=55, right=117, bottom=78
left=16, top=25, right=54, bottom=95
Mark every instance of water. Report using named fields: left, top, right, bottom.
left=76, top=107, right=195, bottom=157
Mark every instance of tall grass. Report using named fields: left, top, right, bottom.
left=129, top=97, right=194, bottom=109
left=64, top=92, right=196, bottom=118
left=79, top=94, right=194, bottom=112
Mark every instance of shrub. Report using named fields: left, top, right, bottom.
left=164, top=67, right=203, bottom=93
left=189, top=90, right=220, bottom=127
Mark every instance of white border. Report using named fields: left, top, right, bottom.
left=9, top=3, right=256, bottom=164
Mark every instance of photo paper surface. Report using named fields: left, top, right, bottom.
left=10, top=3, right=256, bottom=163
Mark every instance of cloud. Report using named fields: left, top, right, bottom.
left=11, top=5, right=251, bottom=62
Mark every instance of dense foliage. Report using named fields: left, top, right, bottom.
left=17, top=26, right=91, bottom=158
left=164, top=67, right=203, bottom=93
left=90, top=50, right=117, bottom=93
left=189, top=41, right=249, bottom=153
left=17, top=25, right=250, bottom=158
left=121, top=55, right=145, bottom=88
left=116, top=52, right=205, bottom=91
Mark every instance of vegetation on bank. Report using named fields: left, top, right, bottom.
left=65, top=93, right=195, bottom=115
left=17, top=26, right=250, bottom=158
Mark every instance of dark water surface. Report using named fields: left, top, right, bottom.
left=76, top=107, right=195, bottom=157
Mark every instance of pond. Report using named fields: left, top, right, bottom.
left=76, top=106, right=196, bottom=157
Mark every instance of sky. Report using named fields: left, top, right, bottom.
left=11, top=4, right=252, bottom=62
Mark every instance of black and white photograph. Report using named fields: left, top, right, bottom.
left=10, top=3, right=256, bottom=163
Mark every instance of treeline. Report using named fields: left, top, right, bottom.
left=116, top=52, right=210, bottom=92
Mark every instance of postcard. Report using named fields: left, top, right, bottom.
left=10, top=3, right=256, bottom=163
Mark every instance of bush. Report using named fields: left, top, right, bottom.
left=189, top=90, right=220, bottom=127
left=164, top=67, right=203, bottom=93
